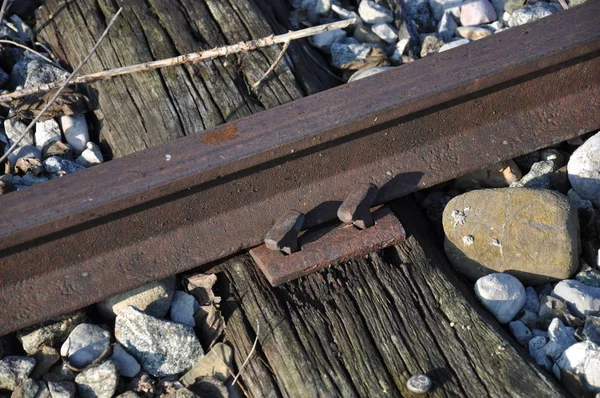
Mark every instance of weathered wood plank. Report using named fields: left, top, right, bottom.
left=35, top=0, right=337, bottom=158
left=222, top=199, right=567, bottom=397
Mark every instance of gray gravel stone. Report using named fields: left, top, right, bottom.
left=524, top=286, right=540, bottom=313
left=528, top=336, right=552, bottom=371
left=583, top=316, right=600, bottom=345
left=60, top=324, right=111, bottom=369
left=31, top=346, right=60, bottom=380
left=406, top=374, right=432, bottom=394
left=545, top=318, right=576, bottom=361
left=0, top=67, right=8, bottom=88
left=330, top=41, right=375, bottom=69
left=568, top=131, right=600, bottom=206
left=539, top=295, right=566, bottom=330
left=12, top=378, right=39, bottom=398
left=371, top=23, right=397, bottom=44
left=43, top=156, right=85, bottom=176
left=170, top=291, right=201, bottom=327
left=0, top=357, right=36, bottom=391
left=475, top=273, right=526, bottom=324
left=6, top=145, right=41, bottom=171
left=47, top=381, right=76, bottom=398
left=348, top=66, right=393, bottom=82
left=507, top=3, right=559, bottom=27
left=4, top=119, right=33, bottom=147
left=34, top=381, right=50, bottom=398
left=116, top=392, right=139, bottom=398
left=310, top=29, right=346, bottom=52
left=358, top=0, right=393, bottom=24
left=510, top=160, right=555, bottom=189
left=517, top=309, right=539, bottom=329
left=438, top=38, right=470, bottom=52
left=10, top=60, right=68, bottom=89
left=109, top=345, right=141, bottom=378
left=552, top=280, right=600, bottom=318
left=437, top=11, right=457, bottom=41
left=115, top=306, right=203, bottom=377
left=75, top=361, right=118, bottom=398
left=75, top=142, right=104, bottom=168
left=428, top=0, right=461, bottom=21
left=97, top=277, right=176, bottom=320
left=508, top=320, right=533, bottom=346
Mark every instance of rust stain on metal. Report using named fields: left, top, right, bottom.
left=201, top=124, right=239, bottom=145
left=250, top=207, right=406, bottom=286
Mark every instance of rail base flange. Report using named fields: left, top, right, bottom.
left=250, top=207, right=406, bottom=286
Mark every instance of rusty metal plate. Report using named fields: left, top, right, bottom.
left=250, top=207, right=405, bottom=286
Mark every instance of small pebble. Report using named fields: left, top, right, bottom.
left=552, top=280, right=600, bottom=318
left=10, top=60, right=68, bottom=89
left=331, top=4, right=358, bottom=20
left=509, top=320, right=533, bottom=346
left=371, top=23, right=398, bottom=44
left=42, top=141, right=73, bottom=160
left=538, top=295, right=566, bottom=330
left=510, top=160, right=556, bottom=189
left=583, top=316, right=600, bottom=345
left=74, top=360, right=118, bottom=398
left=556, top=341, right=600, bottom=392
left=456, top=26, right=492, bottom=40
left=43, top=156, right=85, bottom=176
left=75, top=142, right=104, bottom=168
left=420, top=34, right=444, bottom=57
left=109, top=344, right=141, bottom=378
left=0, top=356, right=36, bottom=391
left=507, top=3, right=558, bottom=27
left=528, top=336, right=552, bottom=371
left=315, top=0, right=331, bottom=14
left=568, top=131, right=600, bottom=206
left=60, top=324, right=111, bottom=369
left=12, top=377, right=39, bottom=398
left=18, top=311, right=86, bottom=355
left=358, top=0, right=394, bottom=24
left=460, top=0, right=497, bottom=26
left=31, top=346, right=60, bottom=380
left=60, top=115, right=89, bottom=153
left=310, top=29, right=346, bottom=52
left=4, top=119, right=33, bottom=147
left=545, top=318, right=576, bottom=361
left=475, top=273, right=526, bottom=324
left=437, top=11, right=457, bottom=41
left=524, top=286, right=540, bottom=313
left=406, top=374, right=432, bottom=394
left=47, top=381, right=76, bottom=398
left=428, top=0, right=462, bottom=21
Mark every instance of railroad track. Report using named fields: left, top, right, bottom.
left=0, top=0, right=599, bottom=338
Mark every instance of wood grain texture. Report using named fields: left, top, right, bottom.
left=222, top=199, right=567, bottom=397
left=35, top=0, right=337, bottom=158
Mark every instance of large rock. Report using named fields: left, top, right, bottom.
left=115, top=306, right=203, bottom=377
left=556, top=341, right=600, bottom=392
left=74, top=361, right=118, bottom=398
left=443, top=188, right=580, bottom=285
left=552, top=280, right=600, bottom=318
left=97, top=277, right=176, bottom=320
left=568, top=131, right=600, bottom=206
left=475, top=273, right=526, bottom=323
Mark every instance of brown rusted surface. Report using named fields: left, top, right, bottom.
left=0, top=3, right=600, bottom=334
left=251, top=207, right=405, bottom=286
left=200, top=125, right=240, bottom=145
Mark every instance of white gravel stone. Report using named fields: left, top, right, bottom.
left=0, top=357, right=36, bottom=391
left=13, top=378, right=39, bottom=398
left=507, top=3, right=558, bottom=27
left=4, top=119, right=33, bottom=147
left=75, top=142, right=104, bottom=168
left=552, top=280, right=600, bottom=318
left=18, top=311, right=86, bottom=355
left=509, top=321, right=533, bottom=346
left=310, top=29, right=347, bottom=52
left=437, top=11, right=457, bottom=41
left=60, top=115, right=89, bottom=153
left=406, top=374, right=432, bottom=394
left=568, top=131, right=600, bottom=206
left=528, top=336, right=552, bottom=371
left=331, top=4, right=359, bottom=20
left=97, top=277, right=176, bottom=320
left=6, top=145, right=41, bottom=171
left=60, top=324, right=110, bottom=369
left=170, top=291, right=201, bottom=327
left=371, top=23, right=397, bottom=44
left=428, top=0, right=461, bottom=21
left=390, top=39, right=410, bottom=63
left=460, top=0, right=497, bottom=26
left=556, top=341, right=600, bottom=392
left=75, top=360, right=118, bottom=398
left=545, top=318, right=576, bottom=361
left=358, top=0, right=393, bottom=24
left=47, top=381, right=76, bottom=398
left=348, top=66, right=393, bottom=82
left=438, top=38, right=470, bottom=52
left=115, top=306, right=203, bottom=377
left=475, top=273, right=526, bottom=324
left=110, top=344, right=141, bottom=378
left=35, top=119, right=61, bottom=150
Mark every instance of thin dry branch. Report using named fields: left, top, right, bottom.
left=0, top=18, right=356, bottom=103
left=252, top=38, right=290, bottom=91
left=0, top=0, right=10, bottom=25
left=0, top=8, right=123, bottom=165
left=232, top=320, right=260, bottom=386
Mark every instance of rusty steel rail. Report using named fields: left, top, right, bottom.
left=1, top=2, right=600, bottom=335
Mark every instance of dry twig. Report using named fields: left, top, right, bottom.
left=232, top=320, right=260, bottom=386
left=0, top=7, right=123, bottom=165
left=0, top=18, right=357, bottom=103
left=0, top=0, right=10, bottom=25
left=252, top=38, right=291, bottom=91
left=0, top=39, right=64, bottom=69
left=558, top=0, right=569, bottom=9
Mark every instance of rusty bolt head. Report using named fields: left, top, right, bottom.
left=337, top=183, right=379, bottom=229
left=264, top=210, right=305, bottom=254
